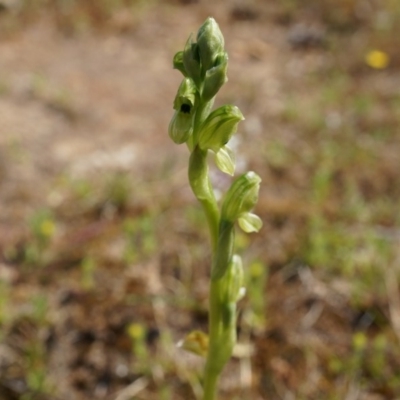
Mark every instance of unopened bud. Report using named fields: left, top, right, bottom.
left=173, top=51, right=188, bottom=77
left=197, top=17, right=225, bottom=73
left=183, top=34, right=201, bottom=86
left=198, top=105, right=244, bottom=153
left=202, top=52, right=228, bottom=101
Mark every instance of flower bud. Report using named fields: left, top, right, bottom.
left=183, top=33, right=201, bottom=86
left=173, top=78, right=197, bottom=112
left=198, top=105, right=244, bottom=153
left=173, top=51, right=188, bottom=77
left=221, top=172, right=261, bottom=224
left=168, top=110, right=193, bottom=144
left=201, top=52, right=228, bottom=101
left=197, top=17, right=225, bottom=73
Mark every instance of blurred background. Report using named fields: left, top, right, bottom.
left=0, top=1, right=399, bottom=399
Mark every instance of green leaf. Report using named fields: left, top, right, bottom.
left=215, top=145, right=235, bottom=176
left=238, top=212, right=263, bottom=233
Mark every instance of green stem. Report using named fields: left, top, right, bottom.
left=192, top=97, right=214, bottom=147
left=199, top=197, right=219, bottom=253
left=203, top=277, right=222, bottom=400
left=188, top=146, right=219, bottom=251
left=189, top=98, right=233, bottom=400
left=202, top=360, right=219, bottom=400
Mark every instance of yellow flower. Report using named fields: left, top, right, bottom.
left=40, top=219, right=55, bottom=238
left=365, top=50, right=389, bottom=69
left=127, top=323, right=145, bottom=340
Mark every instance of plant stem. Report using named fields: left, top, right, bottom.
left=202, top=278, right=223, bottom=400
left=190, top=97, right=218, bottom=251
left=187, top=144, right=222, bottom=399
left=198, top=196, right=219, bottom=253
left=171, top=18, right=261, bottom=400
left=192, top=97, right=214, bottom=146
left=202, top=361, right=219, bottom=400
left=190, top=89, right=233, bottom=400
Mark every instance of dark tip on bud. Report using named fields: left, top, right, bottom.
left=181, top=104, right=191, bottom=114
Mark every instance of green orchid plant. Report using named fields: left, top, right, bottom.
left=169, top=17, right=262, bottom=400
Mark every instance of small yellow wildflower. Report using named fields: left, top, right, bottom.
left=40, top=219, right=55, bottom=238
left=127, top=323, right=145, bottom=340
left=250, top=261, right=264, bottom=279
left=365, top=50, right=389, bottom=69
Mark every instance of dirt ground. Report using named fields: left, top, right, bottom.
left=0, top=1, right=400, bottom=399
